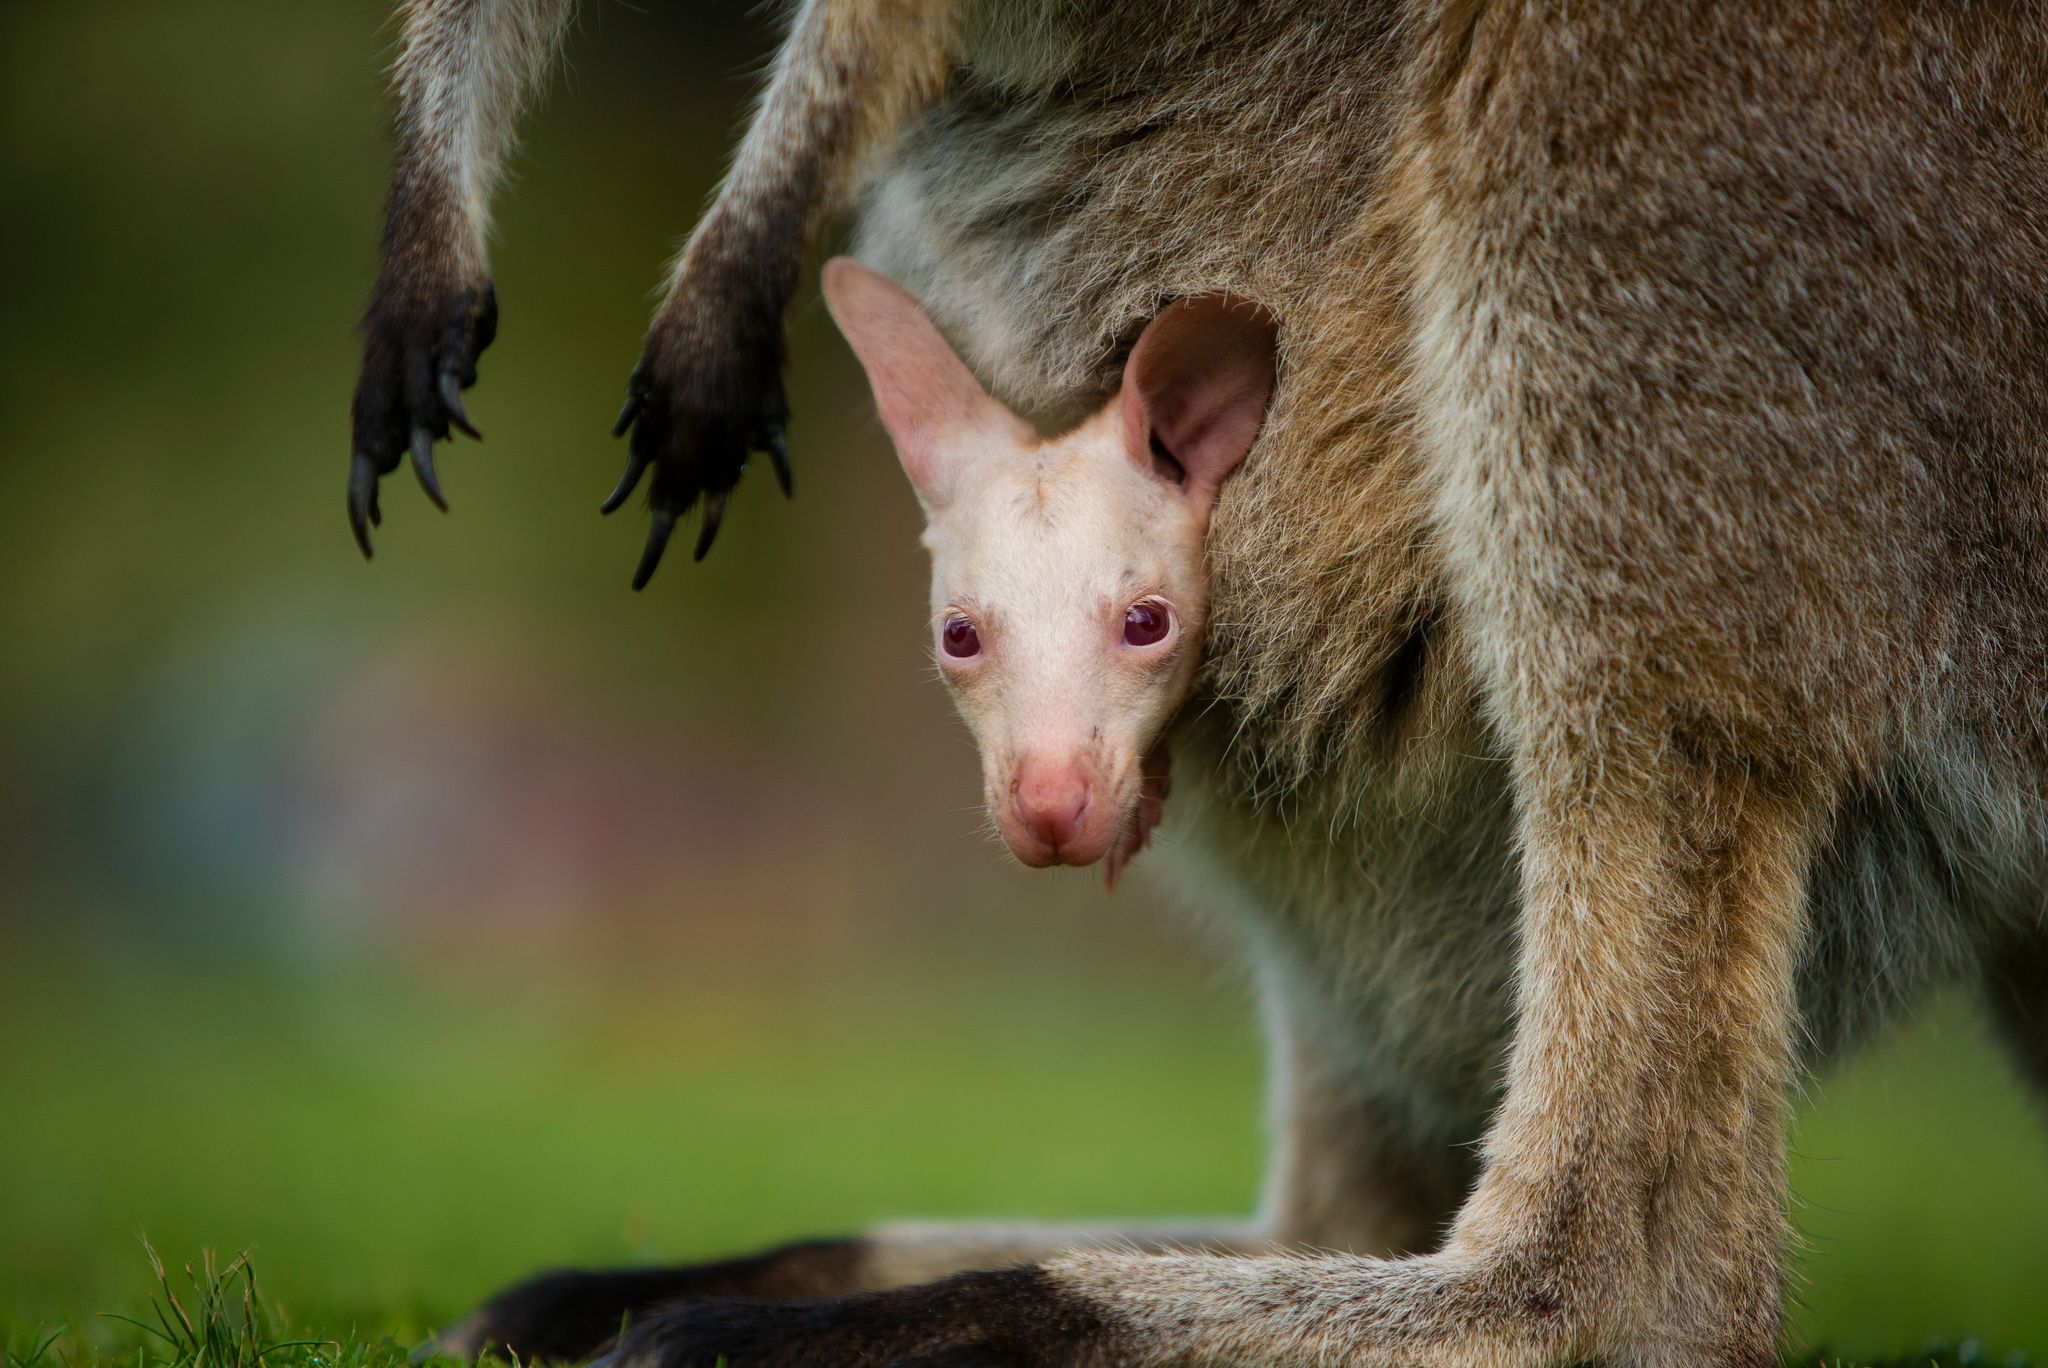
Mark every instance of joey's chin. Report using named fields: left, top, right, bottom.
left=995, top=813, right=1122, bottom=870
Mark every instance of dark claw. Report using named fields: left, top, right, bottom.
left=601, top=451, right=649, bottom=516
left=604, top=296, right=788, bottom=583
left=349, top=275, right=497, bottom=560
left=763, top=429, right=793, bottom=498
left=439, top=372, right=480, bottom=439
left=612, top=392, right=646, bottom=440
left=693, top=490, right=728, bottom=562
left=632, top=510, right=678, bottom=592
left=410, top=428, right=449, bottom=512
left=348, top=452, right=380, bottom=558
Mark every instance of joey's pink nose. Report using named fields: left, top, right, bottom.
left=1015, top=763, right=1092, bottom=850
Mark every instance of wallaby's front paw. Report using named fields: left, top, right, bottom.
left=348, top=279, right=498, bottom=557
left=603, top=316, right=794, bottom=590
left=592, top=1267, right=1107, bottom=1368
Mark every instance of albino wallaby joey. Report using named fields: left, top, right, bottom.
left=378, top=3, right=2048, bottom=1367
left=821, top=259, right=1276, bottom=889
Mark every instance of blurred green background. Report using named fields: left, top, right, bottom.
left=0, top=2, right=2043, bottom=1362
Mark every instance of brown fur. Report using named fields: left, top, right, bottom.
left=374, top=2, right=2048, bottom=1364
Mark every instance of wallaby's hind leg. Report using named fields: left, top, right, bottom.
left=437, top=1005, right=1484, bottom=1362
left=430, top=1241, right=870, bottom=1363
left=436, top=995, right=1479, bottom=1362
left=432, top=1224, right=1270, bottom=1362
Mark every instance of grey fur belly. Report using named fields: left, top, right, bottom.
left=1160, top=724, right=1526, bottom=1144
left=1159, top=738, right=2032, bottom=1152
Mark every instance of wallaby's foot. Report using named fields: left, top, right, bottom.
left=348, top=280, right=498, bottom=556
left=589, top=1267, right=1103, bottom=1368
left=430, top=1267, right=686, bottom=1364
left=603, top=315, right=794, bottom=589
left=430, top=1241, right=869, bottom=1364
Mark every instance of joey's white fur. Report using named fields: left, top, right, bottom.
left=822, top=258, right=1275, bottom=885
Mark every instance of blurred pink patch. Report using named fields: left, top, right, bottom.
left=284, top=630, right=861, bottom=956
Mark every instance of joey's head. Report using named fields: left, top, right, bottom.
left=823, top=258, right=1276, bottom=886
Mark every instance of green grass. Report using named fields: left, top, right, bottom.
left=4, top=938, right=2046, bottom=1366
left=5, top=1243, right=420, bottom=1368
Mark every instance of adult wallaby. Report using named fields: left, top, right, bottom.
left=361, top=3, right=2048, bottom=1365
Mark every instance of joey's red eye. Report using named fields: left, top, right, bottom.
left=1123, top=601, right=1171, bottom=647
left=942, top=616, right=981, bottom=658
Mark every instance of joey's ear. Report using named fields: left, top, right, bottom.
left=821, top=258, right=1032, bottom=506
left=1119, top=295, right=1278, bottom=522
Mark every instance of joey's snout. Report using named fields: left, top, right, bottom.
left=999, top=755, right=1110, bottom=867
left=1012, top=759, right=1094, bottom=858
